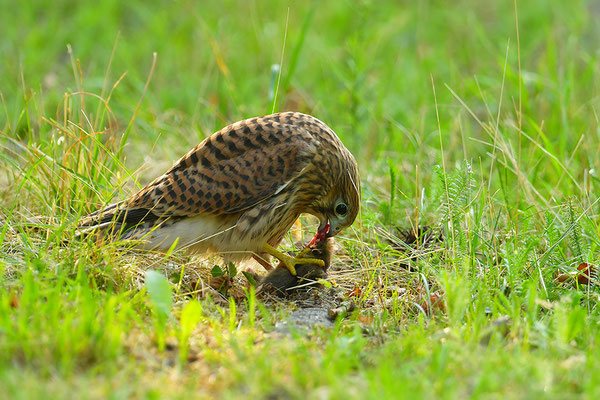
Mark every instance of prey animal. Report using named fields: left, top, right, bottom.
left=258, top=237, right=335, bottom=297
left=78, top=112, right=360, bottom=275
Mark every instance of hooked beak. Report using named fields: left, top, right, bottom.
left=308, top=217, right=330, bottom=247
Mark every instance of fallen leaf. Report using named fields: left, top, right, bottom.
left=421, top=292, right=445, bottom=315
left=345, top=286, right=362, bottom=298
left=10, top=293, right=19, bottom=309
left=577, top=263, right=596, bottom=285
left=209, top=276, right=230, bottom=293
left=555, top=273, right=571, bottom=283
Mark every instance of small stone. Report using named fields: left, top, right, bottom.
left=327, top=300, right=356, bottom=321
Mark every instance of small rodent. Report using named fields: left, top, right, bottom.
left=258, top=238, right=334, bottom=297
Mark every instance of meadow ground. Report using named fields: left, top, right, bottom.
left=2, top=0, right=600, bottom=398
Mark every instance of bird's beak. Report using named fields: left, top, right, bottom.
left=327, top=219, right=342, bottom=238
left=309, top=217, right=330, bottom=247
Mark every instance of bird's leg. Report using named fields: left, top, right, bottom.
left=253, top=253, right=274, bottom=271
left=295, top=246, right=313, bottom=258
left=261, top=243, right=325, bottom=276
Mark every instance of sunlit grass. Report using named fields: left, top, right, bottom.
left=1, top=0, right=600, bottom=398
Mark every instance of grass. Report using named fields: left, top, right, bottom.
left=2, top=0, right=600, bottom=398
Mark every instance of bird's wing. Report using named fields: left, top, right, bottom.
left=115, top=114, right=316, bottom=224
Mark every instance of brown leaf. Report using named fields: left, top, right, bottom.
left=577, top=263, right=596, bottom=285
left=10, top=293, right=19, bottom=309
left=345, top=286, right=362, bottom=298
left=209, top=276, right=230, bottom=293
left=555, top=273, right=571, bottom=283
left=421, top=292, right=445, bottom=315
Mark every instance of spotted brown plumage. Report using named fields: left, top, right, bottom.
left=79, top=112, right=361, bottom=274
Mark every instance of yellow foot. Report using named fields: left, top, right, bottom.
left=262, top=243, right=325, bottom=276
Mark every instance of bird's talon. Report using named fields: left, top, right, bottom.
left=282, top=257, right=298, bottom=276
left=261, top=243, right=325, bottom=276
left=297, top=256, right=326, bottom=267
left=296, top=247, right=313, bottom=257
left=279, top=254, right=325, bottom=276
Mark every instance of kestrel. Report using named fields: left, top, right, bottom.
left=79, top=112, right=361, bottom=275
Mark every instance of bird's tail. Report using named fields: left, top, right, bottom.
left=76, top=201, right=162, bottom=240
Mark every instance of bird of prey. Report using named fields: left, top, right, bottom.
left=79, top=112, right=360, bottom=275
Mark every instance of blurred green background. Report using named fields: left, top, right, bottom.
left=3, top=0, right=599, bottom=181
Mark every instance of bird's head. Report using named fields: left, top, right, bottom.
left=309, top=161, right=361, bottom=247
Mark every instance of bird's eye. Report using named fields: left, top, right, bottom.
left=335, top=202, right=348, bottom=216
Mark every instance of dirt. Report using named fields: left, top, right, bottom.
left=254, top=238, right=357, bottom=333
